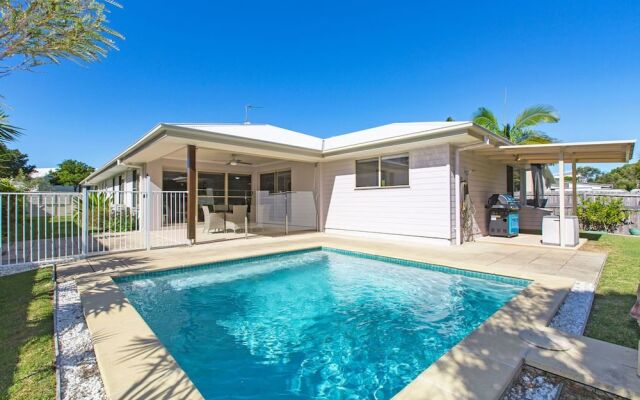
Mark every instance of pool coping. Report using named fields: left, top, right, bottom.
left=75, top=240, right=575, bottom=400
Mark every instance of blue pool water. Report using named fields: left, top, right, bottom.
left=116, top=248, right=527, bottom=399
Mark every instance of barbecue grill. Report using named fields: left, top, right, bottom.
left=486, top=194, right=520, bottom=237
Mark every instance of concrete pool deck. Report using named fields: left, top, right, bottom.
left=58, top=233, right=614, bottom=400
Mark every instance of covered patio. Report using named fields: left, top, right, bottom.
left=83, top=124, right=323, bottom=246
left=472, top=140, right=635, bottom=248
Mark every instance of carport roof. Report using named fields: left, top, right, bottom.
left=475, top=140, right=636, bottom=164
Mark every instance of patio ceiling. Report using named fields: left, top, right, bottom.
left=473, top=140, right=636, bottom=164
left=161, top=147, right=280, bottom=167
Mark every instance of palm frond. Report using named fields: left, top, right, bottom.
left=513, top=129, right=555, bottom=145
left=471, top=107, right=502, bottom=136
left=0, top=110, right=21, bottom=142
left=513, top=105, right=559, bottom=131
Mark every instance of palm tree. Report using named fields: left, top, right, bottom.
left=472, top=105, right=559, bottom=144
left=0, top=108, right=21, bottom=143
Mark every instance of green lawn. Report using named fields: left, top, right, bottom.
left=2, top=216, right=80, bottom=241
left=0, top=268, right=55, bottom=400
left=584, top=233, right=640, bottom=349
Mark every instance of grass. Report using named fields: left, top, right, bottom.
left=2, top=216, right=80, bottom=241
left=583, top=233, right=640, bottom=349
left=0, top=267, right=55, bottom=400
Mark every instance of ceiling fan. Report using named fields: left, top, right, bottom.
left=226, top=154, right=252, bottom=166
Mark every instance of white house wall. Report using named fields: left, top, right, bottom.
left=321, top=144, right=454, bottom=244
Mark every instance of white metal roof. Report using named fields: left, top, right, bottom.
left=323, top=121, right=473, bottom=150
left=169, top=123, right=324, bottom=151
left=82, top=121, right=636, bottom=184
left=478, top=140, right=636, bottom=163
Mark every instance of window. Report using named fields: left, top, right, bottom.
left=132, top=170, right=139, bottom=208
left=162, top=171, right=187, bottom=191
left=260, top=170, right=291, bottom=193
left=118, top=175, right=124, bottom=203
left=228, top=174, right=252, bottom=205
left=355, top=154, right=409, bottom=188
left=198, top=172, right=227, bottom=214
left=355, top=158, right=379, bottom=187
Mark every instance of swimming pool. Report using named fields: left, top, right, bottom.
left=116, top=248, right=528, bottom=399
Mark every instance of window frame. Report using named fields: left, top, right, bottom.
left=354, top=153, right=410, bottom=189
left=259, top=169, right=292, bottom=193
left=162, top=169, right=254, bottom=205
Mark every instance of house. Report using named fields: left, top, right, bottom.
left=82, top=122, right=635, bottom=247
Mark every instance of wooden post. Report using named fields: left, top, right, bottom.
left=187, top=145, right=197, bottom=244
left=558, top=152, right=566, bottom=248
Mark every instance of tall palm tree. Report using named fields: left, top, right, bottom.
left=472, top=105, right=559, bottom=144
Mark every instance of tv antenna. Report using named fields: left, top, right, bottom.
left=244, top=104, right=263, bottom=124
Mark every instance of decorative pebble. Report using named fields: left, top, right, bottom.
left=55, top=281, right=107, bottom=400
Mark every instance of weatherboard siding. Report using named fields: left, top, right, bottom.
left=321, top=144, right=454, bottom=243
left=459, top=150, right=507, bottom=237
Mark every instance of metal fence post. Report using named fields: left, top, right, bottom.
left=284, top=192, right=289, bottom=235
left=144, top=176, right=152, bottom=251
left=81, top=188, right=88, bottom=257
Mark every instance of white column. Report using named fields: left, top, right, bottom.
left=571, top=160, right=578, bottom=216
left=454, top=150, right=462, bottom=245
left=558, top=152, right=566, bottom=248
left=519, top=167, right=527, bottom=206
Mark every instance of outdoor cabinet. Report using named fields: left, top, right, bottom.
left=542, top=215, right=579, bottom=247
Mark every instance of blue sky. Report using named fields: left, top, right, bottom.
left=2, top=0, right=639, bottom=171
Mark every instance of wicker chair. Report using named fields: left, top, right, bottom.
left=202, top=205, right=225, bottom=233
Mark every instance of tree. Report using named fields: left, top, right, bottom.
left=48, top=159, right=94, bottom=191
left=576, top=166, right=603, bottom=183
left=473, top=105, right=560, bottom=191
left=0, top=0, right=124, bottom=142
left=596, top=163, right=639, bottom=191
left=0, top=142, right=35, bottom=178
left=472, top=105, right=559, bottom=144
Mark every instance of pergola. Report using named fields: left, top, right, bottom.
left=475, top=140, right=635, bottom=247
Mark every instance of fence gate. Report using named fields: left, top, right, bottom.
left=85, top=190, right=145, bottom=256
left=0, top=189, right=189, bottom=268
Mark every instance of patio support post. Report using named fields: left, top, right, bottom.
left=519, top=167, right=527, bottom=207
left=558, top=152, right=566, bottom=248
left=454, top=150, right=461, bottom=245
left=187, top=145, right=197, bottom=244
left=572, top=160, right=578, bottom=216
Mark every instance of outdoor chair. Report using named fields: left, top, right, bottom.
left=226, top=205, right=248, bottom=233
left=202, top=205, right=225, bottom=233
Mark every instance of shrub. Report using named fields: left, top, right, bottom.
left=108, top=207, right=139, bottom=232
left=577, top=197, right=629, bottom=233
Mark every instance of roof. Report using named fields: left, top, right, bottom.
left=478, top=140, right=636, bottom=163
left=323, top=122, right=474, bottom=150
left=82, top=121, right=635, bottom=184
left=170, top=123, right=324, bottom=151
